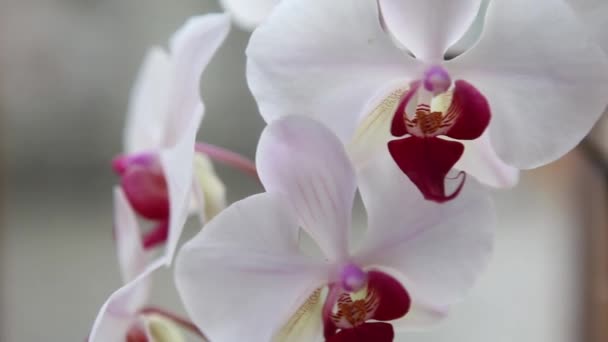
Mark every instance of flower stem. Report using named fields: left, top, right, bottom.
left=140, top=306, right=207, bottom=340
left=194, top=142, right=259, bottom=180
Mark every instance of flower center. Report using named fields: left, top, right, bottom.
left=423, top=65, right=452, bottom=95
left=331, top=289, right=380, bottom=329
left=340, top=263, right=367, bottom=292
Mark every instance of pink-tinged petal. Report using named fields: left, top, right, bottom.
left=378, top=0, right=482, bottom=61
left=256, top=116, right=356, bottom=261
left=175, top=193, right=329, bottom=342
left=220, top=0, right=280, bottom=30
left=355, top=153, right=494, bottom=310
left=113, top=187, right=147, bottom=283
left=162, top=14, right=230, bottom=147
left=449, top=0, right=608, bottom=169
left=159, top=108, right=202, bottom=265
left=327, top=322, right=394, bottom=342
left=89, top=258, right=165, bottom=342
left=368, top=270, right=411, bottom=321
left=247, top=0, right=419, bottom=142
left=120, top=162, right=169, bottom=220
left=124, top=48, right=172, bottom=154
left=444, top=80, right=490, bottom=140
left=388, top=136, right=466, bottom=203
left=567, top=0, right=608, bottom=54
left=454, top=132, right=520, bottom=188
left=142, top=220, right=169, bottom=250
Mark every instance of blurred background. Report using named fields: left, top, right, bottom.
left=0, top=0, right=606, bottom=341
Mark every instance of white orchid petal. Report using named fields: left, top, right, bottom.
left=175, top=193, right=328, bottom=342
left=450, top=0, right=608, bottom=169
left=163, top=14, right=230, bottom=147
left=568, top=0, right=608, bottom=54
left=378, top=0, right=482, bottom=61
left=89, top=258, right=165, bottom=342
left=124, top=48, right=172, bottom=154
left=256, top=117, right=356, bottom=261
left=355, top=153, right=494, bottom=309
left=454, top=133, right=519, bottom=188
left=159, top=108, right=202, bottom=265
left=113, top=187, right=148, bottom=283
left=220, top=0, right=280, bottom=30
left=247, top=0, right=418, bottom=142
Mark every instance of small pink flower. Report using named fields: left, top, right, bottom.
left=175, top=117, right=494, bottom=342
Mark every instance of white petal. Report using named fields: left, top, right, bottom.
left=113, top=187, right=148, bottom=283
left=220, top=0, right=280, bottom=30
left=454, top=132, right=519, bottom=188
left=124, top=47, right=172, bottom=154
left=354, top=153, right=494, bottom=309
left=449, top=0, right=608, bottom=169
left=175, top=193, right=328, bottom=342
left=378, top=0, right=482, bottom=61
left=159, top=109, right=203, bottom=265
left=567, top=0, right=608, bottom=53
left=247, top=0, right=418, bottom=142
left=256, top=116, right=356, bottom=261
left=162, top=14, right=230, bottom=147
left=89, top=258, right=164, bottom=342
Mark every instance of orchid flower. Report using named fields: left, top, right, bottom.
left=175, top=116, right=494, bottom=342
left=246, top=0, right=608, bottom=202
left=219, top=0, right=280, bottom=30
left=111, top=14, right=230, bottom=261
left=89, top=189, right=193, bottom=342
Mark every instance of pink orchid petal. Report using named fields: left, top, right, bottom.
left=378, top=0, right=482, bottom=61
left=256, top=116, right=356, bottom=261
left=159, top=107, right=202, bottom=265
left=449, top=0, right=608, bottom=169
left=113, top=187, right=148, bottom=283
left=175, top=193, right=329, bottom=342
left=247, top=0, right=419, bottom=143
left=124, top=48, right=172, bottom=154
left=355, top=153, right=494, bottom=310
left=163, top=14, right=230, bottom=147
left=368, top=270, right=411, bottom=322
left=444, top=80, right=491, bottom=140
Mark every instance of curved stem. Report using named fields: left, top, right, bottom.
left=140, top=306, right=207, bottom=340
left=194, top=142, right=259, bottom=181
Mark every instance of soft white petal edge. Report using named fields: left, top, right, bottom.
left=175, top=193, right=329, bottom=342
left=256, top=116, right=356, bottom=261
left=159, top=108, right=203, bottom=265
left=219, top=0, right=280, bottom=30
left=124, top=47, right=172, bottom=154
left=449, top=0, right=608, bottom=168
left=113, top=187, right=148, bottom=283
left=378, top=0, right=482, bottom=61
left=355, top=153, right=495, bottom=309
left=567, top=0, right=608, bottom=54
left=454, top=132, right=519, bottom=188
left=162, top=14, right=230, bottom=147
left=246, top=0, right=418, bottom=143
left=89, top=258, right=164, bottom=342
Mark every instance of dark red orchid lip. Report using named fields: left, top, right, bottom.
left=323, top=270, right=411, bottom=342
left=389, top=80, right=491, bottom=203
